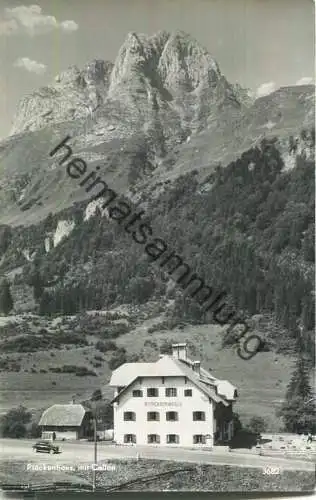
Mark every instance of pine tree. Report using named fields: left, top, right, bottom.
left=278, top=356, right=315, bottom=433
left=0, top=279, right=13, bottom=315
left=31, top=269, right=44, bottom=301
left=39, top=291, right=53, bottom=316
left=286, top=356, right=312, bottom=399
left=91, top=389, right=102, bottom=401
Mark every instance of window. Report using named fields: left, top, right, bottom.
left=147, top=434, right=160, bottom=444
left=167, top=434, right=179, bottom=444
left=165, top=388, right=177, bottom=397
left=184, top=389, right=192, bottom=397
left=132, top=390, right=143, bottom=397
left=147, top=388, right=159, bottom=397
left=124, top=411, right=136, bottom=421
left=193, top=434, right=206, bottom=444
left=166, top=411, right=178, bottom=421
left=124, top=434, right=136, bottom=443
left=147, top=412, right=160, bottom=421
left=193, top=411, right=205, bottom=421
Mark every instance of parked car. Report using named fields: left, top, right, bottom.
left=32, top=441, right=60, bottom=454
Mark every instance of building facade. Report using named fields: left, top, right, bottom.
left=109, top=343, right=237, bottom=447
left=39, top=403, right=93, bottom=440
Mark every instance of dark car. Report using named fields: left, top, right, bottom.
left=32, top=441, right=60, bottom=454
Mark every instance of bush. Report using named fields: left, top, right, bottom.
left=159, top=341, right=172, bottom=354
left=49, top=367, right=62, bottom=373
left=104, top=311, right=126, bottom=321
left=108, top=348, right=127, bottom=370
left=49, top=365, right=97, bottom=376
left=91, top=389, right=102, bottom=401
left=0, top=279, right=14, bottom=315
left=75, top=366, right=97, bottom=377
left=247, top=416, right=267, bottom=434
left=27, top=422, right=41, bottom=439
left=94, top=400, right=113, bottom=429
left=232, top=412, right=243, bottom=434
left=126, top=276, right=156, bottom=304
left=147, top=322, right=168, bottom=334
left=60, top=365, right=77, bottom=373
left=0, top=359, right=21, bottom=372
left=229, top=429, right=260, bottom=449
left=257, top=339, right=271, bottom=352
left=144, top=339, right=157, bottom=348
left=0, top=406, right=31, bottom=438
left=70, top=314, right=131, bottom=338
left=99, top=323, right=130, bottom=338
left=95, top=340, right=117, bottom=353
left=127, top=354, right=140, bottom=362
left=1, top=332, right=88, bottom=353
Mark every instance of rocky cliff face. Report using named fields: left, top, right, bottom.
left=0, top=31, right=314, bottom=227
left=108, top=30, right=222, bottom=97
left=10, top=30, right=241, bottom=138
left=10, top=60, right=114, bottom=135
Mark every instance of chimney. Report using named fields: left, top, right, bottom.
left=172, top=343, right=187, bottom=360
left=192, top=361, right=201, bottom=375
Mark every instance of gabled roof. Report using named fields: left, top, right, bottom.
left=110, top=355, right=234, bottom=406
left=109, top=362, right=163, bottom=386
left=110, top=356, right=187, bottom=386
left=39, top=404, right=90, bottom=427
left=198, top=366, right=237, bottom=399
left=171, top=357, right=228, bottom=405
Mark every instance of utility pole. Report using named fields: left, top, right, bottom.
left=92, top=406, right=97, bottom=492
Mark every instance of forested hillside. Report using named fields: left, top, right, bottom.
left=1, top=133, right=314, bottom=361
left=0, top=29, right=314, bottom=434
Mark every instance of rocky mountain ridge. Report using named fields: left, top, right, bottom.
left=0, top=30, right=313, bottom=229
left=10, top=60, right=114, bottom=136
left=10, top=31, right=242, bottom=138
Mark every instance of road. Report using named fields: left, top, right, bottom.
left=0, top=439, right=314, bottom=472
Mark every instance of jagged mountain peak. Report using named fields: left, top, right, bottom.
left=54, top=60, right=113, bottom=86
left=109, top=29, right=221, bottom=95
left=10, top=30, right=236, bottom=137
left=231, top=83, right=255, bottom=107
left=10, top=58, right=114, bottom=135
left=54, top=65, right=81, bottom=84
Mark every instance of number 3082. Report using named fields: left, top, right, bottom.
left=263, top=466, right=281, bottom=475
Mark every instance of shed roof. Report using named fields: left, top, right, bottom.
left=39, top=404, right=89, bottom=427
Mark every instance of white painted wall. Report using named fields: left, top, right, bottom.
left=114, top=376, right=214, bottom=447
left=54, top=430, right=78, bottom=440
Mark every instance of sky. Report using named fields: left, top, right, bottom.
left=0, top=0, right=314, bottom=138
